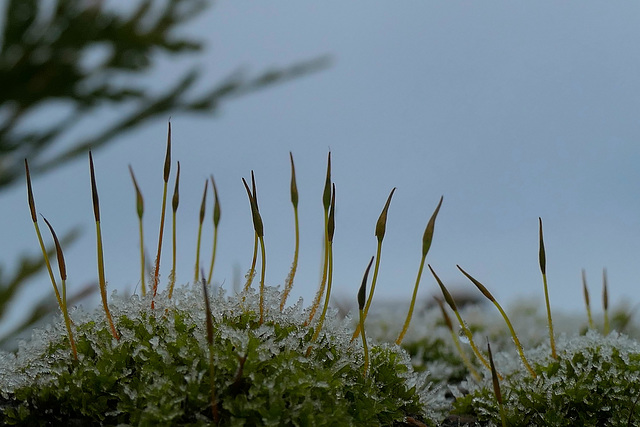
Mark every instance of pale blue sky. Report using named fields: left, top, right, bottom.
left=2, top=1, right=640, bottom=337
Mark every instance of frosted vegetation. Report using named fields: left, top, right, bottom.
left=3, top=125, right=640, bottom=425
left=0, top=286, right=435, bottom=425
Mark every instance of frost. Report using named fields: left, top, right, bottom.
left=1, top=282, right=431, bottom=425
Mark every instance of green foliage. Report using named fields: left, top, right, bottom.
left=0, top=287, right=431, bottom=425
left=0, top=0, right=329, bottom=188
left=451, top=331, right=640, bottom=426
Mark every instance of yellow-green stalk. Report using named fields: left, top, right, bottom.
left=242, top=173, right=266, bottom=324
left=538, top=217, right=557, bottom=359
left=281, top=152, right=299, bottom=311
left=487, top=340, right=507, bottom=427
left=89, top=152, right=119, bottom=340
left=41, top=215, right=78, bottom=360
left=582, top=269, right=594, bottom=329
left=194, top=179, right=208, bottom=283
left=396, top=196, right=443, bottom=345
left=352, top=187, right=395, bottom=341
left=458, top=265, right=536, bottom=378
left=243, top=234, right=258, bottom=293
left=168, top=162, right=180, bottom=299
left=207, top=174, right=221, bottom=285
left=243, top=176, right=259, bottom=294
left=128, top=165, right=146, bottom=296
left=433, top=296, right=481, bottom=382
left=429, top=264, right=494, bottom=374
left=151, top=123, right=172, bottom=307
left=311, top=185, right=336, bottom=341
left=358, top=256, right=374, bottom=377
left=24, top=159, right=63, bottom=311
left=307, top=152, right=331, bottom=325
left=201, top=276, right=219, bottom=423
left=603, top=268, right=609, bottom=335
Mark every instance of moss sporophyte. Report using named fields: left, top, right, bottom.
left=5, top=123, right=640, bottom=426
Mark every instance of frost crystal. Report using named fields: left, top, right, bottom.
left=0, top=283, right=431, bottom=425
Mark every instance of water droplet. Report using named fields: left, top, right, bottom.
left=458, top=329, right=470, bottom=345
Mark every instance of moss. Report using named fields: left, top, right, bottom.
left=0, top=287, right=433, bottom=426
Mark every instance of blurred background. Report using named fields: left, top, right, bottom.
left=1, top=0, right=640, bottom=348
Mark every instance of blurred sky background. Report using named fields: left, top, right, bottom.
left=2, top=1, right=640, bottom=335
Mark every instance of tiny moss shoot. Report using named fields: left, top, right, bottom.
left=41, top=215, right=78, bottom=360
left=434, top=296, right=481, bottom=382
left=89, top=152, right=119, bottom=340
left=194, top=179, right=208, bottom=283
left=487, top=341, right=506, bottom=427
left=206, top=174, right=221, bottom=285
left=151, top=123, right=172, bottom=308
left=352, top=187, right=395, bottom=341
left=281, top=152, right=299, bottom=311
left=429, top=264, right=494, bottom=374
left=582, top=269, right=594, bottom=329
left=128, top=165, right=146, bottom=296
left=310, top=184, right=335, bottom=348
left=603, top=268, right=609, bottom=335
left=539, top=217, right=557, bottom=359
left=201, top=278, right=220, bottom=423
left=24, top=159, right=64, bottom=312
left=168, top=161, right=180, bottom=299
left=242, top=177, right=259, bottom=294
left=242, top=173, right=267, bottom=324
left=458, top=265, right=535, bottom=378
left=307, top=152, right=331, bottom=325
left=358, top=256, right=375, bottom=377
left=396, top=196, right=443, bottom=345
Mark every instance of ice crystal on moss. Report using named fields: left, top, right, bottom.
left=453, top=329, right=640, bottom=426
left=0, top=284, right=435, bottom=425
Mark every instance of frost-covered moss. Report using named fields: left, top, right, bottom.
left=452, top=330, right=640, bottom=426
left=0, top=285, right=436, bottom=426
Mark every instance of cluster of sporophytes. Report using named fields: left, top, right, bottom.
left=1, top=123, right=445, bottom=426
left=422, top=223, right=640, bottom=426
left=4, top=123, right=640, bottom=426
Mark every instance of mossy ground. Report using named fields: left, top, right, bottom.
left=3, top=284, right=640, bottom=425
left=0, top=285, right=434, bottom=426
left=12, top=139, right=640, bottom=425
